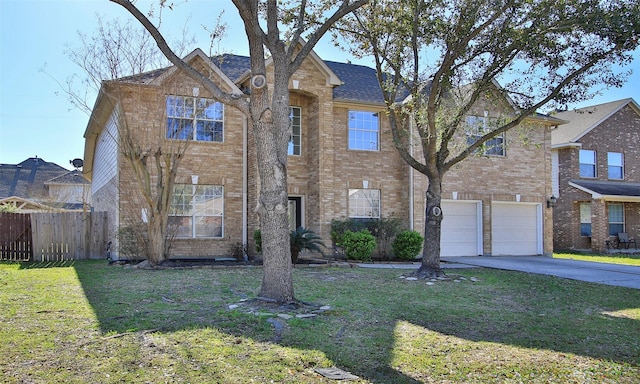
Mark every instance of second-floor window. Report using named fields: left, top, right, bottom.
left=466, top=115, right=505, bottom=156
left=579, top=149, right=596, bottom=178
left=289, top=107, right=301, bottom=156
left=166, top=95, right=224, bottom=142
left=348, top=111, right=379, bottom=151
left=608, top=152, right=624, bottom=180
left=348, top=188, right=381, bottom=219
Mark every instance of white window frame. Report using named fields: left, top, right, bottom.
left=348, top=188, right=381, bottom=219
left=466, top=114, right=505, bottom=156
left=348, top=111, right=380, bottom=151
left=169, top=184, right=224, bottom=238
left=288, top=106, right=302, bottom=156
left=608, top=203, right=624, bottom=236
left=166, top=95, right=224, bottom=142
left=607, top=152, right=624, bottom=180
left=579, top=149, right=596, bottom=178
left=579, top=202, right=591, bottom=237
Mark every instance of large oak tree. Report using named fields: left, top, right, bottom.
left=111, top=0, right=368, bottom=302
left=338, top=0, right=640, bottom=277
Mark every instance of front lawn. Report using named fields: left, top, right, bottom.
left=1, top=260, right=638, bottom=383
left=554, top=252, right=640, bottom=266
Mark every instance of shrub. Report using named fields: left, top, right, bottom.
left=253, top=227, right=325, bottom=263
left=366, top=217, right=402, bottom=259
left=392, top=230, right=424, bottom=260
left=253, top=229, right=262, bottom=254
left=290, top=227, right=325, bottom=263
left=342, top=230, right=376, bottom=261
left=331, top=217, right=402, bottom=259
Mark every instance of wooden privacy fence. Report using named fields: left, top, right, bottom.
left=0, top=212, right=32, bottom=261
left=0, top=211, right=107, bottom=261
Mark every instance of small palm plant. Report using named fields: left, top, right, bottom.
left=290, top=227, right=326, bottom=264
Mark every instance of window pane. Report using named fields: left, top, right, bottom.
left=580, top=223, right=592, bottom=237
left=195, top=216, right=223, bottom=238
left=608, top=204, right=624, bottom=236
left=167, top=95, right=223, bottom=142
left=170, top=184, right=224, bottom=238
left=348, top=111, right=379, bottom=151
left=169, top=216, right=193, bottom=238
left=289, top=107, right=301, bottom=156
left=579, top=203, right=591, bottom=236
left=348, top=189, right=381, bottom=218
left=608, top=152, right=623, bottom=179
left=579, top=150, right=596, bottom=177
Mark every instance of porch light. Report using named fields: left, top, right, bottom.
left=547, top=195, right=557, bottom=208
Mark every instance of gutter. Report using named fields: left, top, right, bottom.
left=242, top=116, right=248, bottom=260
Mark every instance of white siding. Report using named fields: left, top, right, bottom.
left=551, top=150, right=559, bottom=198
left=92, top=111, right=119, bottom=194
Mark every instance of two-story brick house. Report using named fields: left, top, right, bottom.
left=84, top=47, right=559, bottom=260
left=551, top=98, right=640, bottom=252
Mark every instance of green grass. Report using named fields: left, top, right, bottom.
left=554, top=252, right=640, bottom=266
left=1, top=260, right=639, bottom=383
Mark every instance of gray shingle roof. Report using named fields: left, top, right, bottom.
left=0, top=158, right=69, bottom=199
left=570, top=179, right=640, bottom=198
left=114, top=52, right=388, bottom=105
left=325, top=60, right=386, bottom=104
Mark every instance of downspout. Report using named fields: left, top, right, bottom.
left=409, top=117, right=415, bottom=230
left=242, top=116, right=248, bottom=261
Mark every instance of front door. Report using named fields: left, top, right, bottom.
left=288, top=197, right=302, bottom=231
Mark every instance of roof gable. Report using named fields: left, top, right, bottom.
left=150, top=48, right=243, bottom=94
left=551, top=98, right=640, bottom=147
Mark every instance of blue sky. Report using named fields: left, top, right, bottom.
left=1, top=0, right=639, bottom=170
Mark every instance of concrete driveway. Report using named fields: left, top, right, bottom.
left=443, top=256, right=640, bottom=289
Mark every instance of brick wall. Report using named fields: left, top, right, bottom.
left=554, top=104, right=640, bottom=252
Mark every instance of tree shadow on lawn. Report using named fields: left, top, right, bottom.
left=73, top=262, right=639, bottom=382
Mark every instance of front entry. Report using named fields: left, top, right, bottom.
left=288, top=197, right=302, bottom=231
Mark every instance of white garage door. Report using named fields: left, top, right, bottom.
left=492, top=203, right=541, bottom=256
left=441, top=201, right=482, bottom=257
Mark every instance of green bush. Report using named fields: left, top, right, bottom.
left=331, top=217, right=402, bottom=259
left=253, top=229, right=262, bottom=254
left=392, top=230, right=424, bottom=260
left=342, top=230, right=377, bottom=261
left=253, top=227, right=325, bottom=263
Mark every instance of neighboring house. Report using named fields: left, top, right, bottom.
left=83, top=47, right=560, bottom=260
left=0, top=157, right=90, bottom=212
left=551, top=98, right=640, bottom=252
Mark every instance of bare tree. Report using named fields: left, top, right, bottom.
left=338, top=0, right=640, bottom=277
left=61, top=14, right=218, bottom=264
left=110, top=0, right=368, bottom=302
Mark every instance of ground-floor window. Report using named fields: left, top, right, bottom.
left=169, top=184, right=224, bottom=238
left=579, top=202, right=591, bottom=236
left=348, top=189, right=380, bottom=219
left=608, top=203, right=624, bottom=236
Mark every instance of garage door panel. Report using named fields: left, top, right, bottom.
left=441, top=201, right=481, bottom=257
left=492, top=203, right=540, bottom=256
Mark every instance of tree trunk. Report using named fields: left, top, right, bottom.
left=418, top=177, right=445, bottom=278
left=253, top=61, right=295, bottom=303
left=147, top=216, right=165, bottom=265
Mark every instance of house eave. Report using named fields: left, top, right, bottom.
left=568, top=181, right=640, bottom=202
